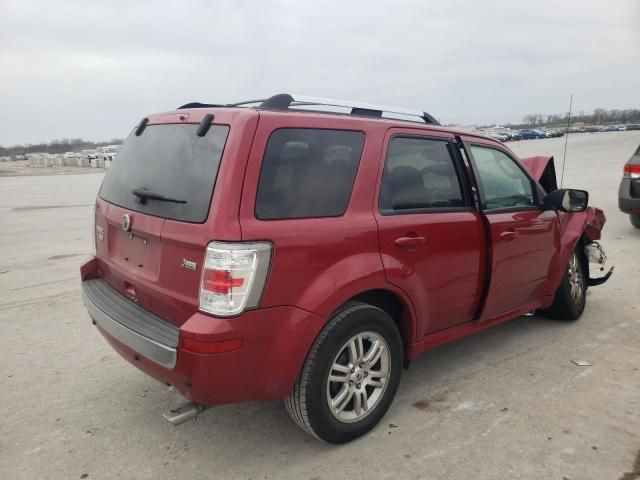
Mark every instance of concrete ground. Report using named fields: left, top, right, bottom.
left=0, top=131, right=638, bottom=480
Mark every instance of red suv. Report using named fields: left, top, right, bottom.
left=81, top=94, right=612, bottom=443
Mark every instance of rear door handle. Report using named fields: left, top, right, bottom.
left=499, top=230, right=518, bottom=241
left=394, top=236, right=426, bottom=247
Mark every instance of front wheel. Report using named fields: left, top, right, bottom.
left=630, top=214, right=640, bottom=228
left=545, top=248, right=587, bottom=320
left=285, top=302, right=402, bottom=443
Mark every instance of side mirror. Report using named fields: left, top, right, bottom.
left=544, top=188, right=589, bottom=213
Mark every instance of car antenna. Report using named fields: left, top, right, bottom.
left=560, top=94, right=573, bottom=187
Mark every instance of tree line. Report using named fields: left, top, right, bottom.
left=0, top=138, right=123, bottom=158
left=517, top=108, right=640, bottom=128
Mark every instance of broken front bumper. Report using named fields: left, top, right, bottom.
left=584, top=242, right=614, bottom=286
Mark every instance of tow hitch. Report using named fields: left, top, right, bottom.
left=584, top=242, right=614, bottom=286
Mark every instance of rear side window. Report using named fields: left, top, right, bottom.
left=255, top=129, right=364, bottom=219
left=99, top=124, right=229, bottom=223
left=380, top=136, right=465, bottom=212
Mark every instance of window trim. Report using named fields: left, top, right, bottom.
left=464, top=142, right=542, bottom=214
left=378, top=134, right=472, bottom=216
left=253, top=127, right=366, bottom=221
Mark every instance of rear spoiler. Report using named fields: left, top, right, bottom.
left=520, top=155, right=558, bottom=193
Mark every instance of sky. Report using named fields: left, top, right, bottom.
left=0, top=0, right=638, bottom=146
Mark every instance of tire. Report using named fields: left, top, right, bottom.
left=630, top=214, right=640, bottom=228
left=546, top=247, right=588, bottom=320
left=285, top=302, right=403, bottom=443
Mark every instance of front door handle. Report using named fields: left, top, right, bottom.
left=500, top=230, right=518, bottom=241
left=394, top=236, right=426, bottom=247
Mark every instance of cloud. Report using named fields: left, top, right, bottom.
left=0, top=0, right=638, bottom=144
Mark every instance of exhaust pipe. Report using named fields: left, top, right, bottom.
left=162, top=402, right=208, bottom=426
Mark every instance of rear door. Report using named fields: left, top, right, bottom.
left=463, top=138, right=560, bottom=320
left=95, top=111, right=255, bottom=326
left=375, top=129, right=485, bottom=336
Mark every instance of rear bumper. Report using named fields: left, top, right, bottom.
left=82, top=279, right=178, bottom=368
left=618, top=178, right=640, bottom=214
left=80, top=259, right=326, bottom=406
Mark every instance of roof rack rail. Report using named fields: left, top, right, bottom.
left=245, top=94, right=439, bottom=125
left=178, top=94, right=439, bottom=125
left=177, top=102, right=225, bottom=109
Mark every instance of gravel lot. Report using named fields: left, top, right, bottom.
left=1, top=131, right=639, bottom=480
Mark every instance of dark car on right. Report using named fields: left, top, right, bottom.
left=619, top=144, right=640, bottom=228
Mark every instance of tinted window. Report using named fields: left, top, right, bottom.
left=380, top=137, right=465, bottom=212
left=99, top=125, right=229, bottom=223
left=255, top=129, right=364, bottom=219
left=470, top=145, right=535, bottom=210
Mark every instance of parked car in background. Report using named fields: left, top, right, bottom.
left=62, top=152, right=84, bottom=166
left=495, top=129, right=522, bottom=141
left=625, top=124, right=640, bottom=131
left=96, top=145, right=120, bottom=168
left=96, top=145, right=120, bottom=161
left=487, top=131, right=508, bottom=142
left=542, top=129, right=563, bottom=138
left=619, top=144, right=640, bottom=228
left=80, top=93, right=611, bottom=443
left=506, top=130, right=522, bottom=141
left=81, top=149, right=97, bottom=160
left=519, top=129, right=545, bottom=139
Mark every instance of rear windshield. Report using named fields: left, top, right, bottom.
left=99, top=124, right=229, bottom=223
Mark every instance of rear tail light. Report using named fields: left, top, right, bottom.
left=623, top=164, right=640, bottom=179
left=199, top=241, right=272, bottom=316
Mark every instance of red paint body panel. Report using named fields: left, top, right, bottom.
left=93, top=109, right=259, bottom=327
left=407, top=298, right=543, bottom=360
left=82, top=106, right=608, bottom=407
left=541, top=206, right=606, bottom=300
left=373, top=127, right=486, bottom=336
left=520, top=155, right=553, bottom=181
left=479, top=209, right=559, bottom=320
left=86, top=249, right=327, bottom=407
left=376, top=210, right=486, bottom=335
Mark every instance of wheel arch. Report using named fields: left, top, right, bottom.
left=331, top=288, right=417, bottom=365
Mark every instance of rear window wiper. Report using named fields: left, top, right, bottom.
left=132, top=188, right=187, bottom=204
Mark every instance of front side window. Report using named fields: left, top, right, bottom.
left=380, top=136, right=465, bottom=212
left=255, top=129, right=364, bottom=219
left=470, top=145, right=535, bottom=210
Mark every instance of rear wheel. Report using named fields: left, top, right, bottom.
left=630, top=214, right=640, bottom=228
left=546, top=248, right=587, bottom=320
left=285, top=302, right=402, bottom=443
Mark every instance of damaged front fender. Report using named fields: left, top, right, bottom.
left=519, top=155, right=612, bottom=292
left=544, top=206, right=612, bottom=300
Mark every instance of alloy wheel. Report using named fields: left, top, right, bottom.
left=567, top=252, right=584, bottom=304
left=326, top=331, right=391, bottom=423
